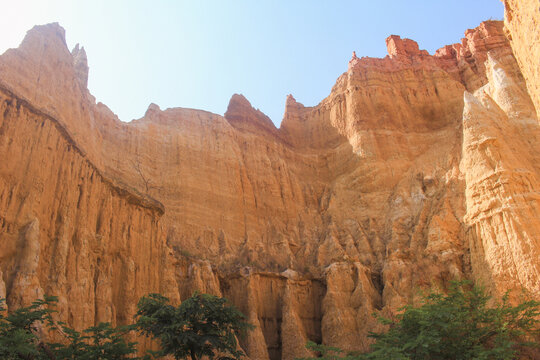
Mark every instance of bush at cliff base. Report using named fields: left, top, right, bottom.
left=0, top=292, right=253, bottom=360
left=301, top=281, right=540, bottom=360
left=0, top=296, right=140, bottom=359
left=135, top=292, right=253, bottom=360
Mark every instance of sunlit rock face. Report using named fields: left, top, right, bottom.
left=0, top=2, right=538, bottom=358
left=503, top=0, right=540, bottom=119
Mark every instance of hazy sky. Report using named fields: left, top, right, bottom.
left=0, top=1, right=504, bottom=125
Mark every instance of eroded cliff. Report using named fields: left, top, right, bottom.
left=0, top=2, right=538, bottom=359
left=503, top=0, right=540, bottom=118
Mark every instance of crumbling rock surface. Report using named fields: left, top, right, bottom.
left=0, top=3, right=539, bottom=359
left=504, top=0, right=540, bottom=119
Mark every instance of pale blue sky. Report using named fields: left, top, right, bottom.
left=1, top=1, right=504, bottom=125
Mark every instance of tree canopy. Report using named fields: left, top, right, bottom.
left=0, top=297, right=141, bottom=360
left=136, top=292, right=253, bottom=360
left=0, top=296, right=57, bottom=360
left=0, top=292, right=252, bottom=360
left=303, top=281, right=540, bottom=360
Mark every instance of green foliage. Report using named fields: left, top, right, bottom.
left=304, top=341, right=360, bottom=360
left=0, top=296, right=57, bottom=359
left=50, top=322, right=139, bottom=360
left=300, top=281, right=540, bottom=360
left=0, top=292, right=252, bottom=360
left=136, top=292, right=253, bottom=360
left=0, top=297, right=139, bottom=360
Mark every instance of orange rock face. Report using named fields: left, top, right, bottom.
left=0, top=2, right=539, bottom=359
left=503, top=0, right=540, bottom=119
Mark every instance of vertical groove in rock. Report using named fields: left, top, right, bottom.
left=0, top=5, right=538, bottom=358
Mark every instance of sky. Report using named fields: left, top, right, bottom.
left=0, top=0, right=504, bottom=125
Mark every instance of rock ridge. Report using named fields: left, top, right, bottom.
left=0, top=5, right=539, bottom=360
left=0, top=83, right=165, bottom=215
left=225, top=93, right=282, bottom=139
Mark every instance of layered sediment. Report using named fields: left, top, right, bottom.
left=0, top=2, right=538, bottom=359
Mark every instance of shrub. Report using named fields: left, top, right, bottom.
left=301, top=281, right=540, bottom=360
left=136, top=292, right=253, bottom=360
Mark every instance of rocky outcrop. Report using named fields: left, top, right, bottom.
left=0, top=3, right=538, bottom=359
left=7, top=218, right=44, bottom=310
left=0, top=85, right=179, bottom=332
left=460, top=51, right=540, bottom=297
left=221, top=272, right=324, bottom=360
left=504, top=0, right=540, bottom=118
left=225, top=94, right=282, bottom=138
left=71, top=44, right=89, bottom=89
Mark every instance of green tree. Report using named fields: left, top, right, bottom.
left=50, top=322, right=139, bottom=360
left=0, top=296, right=57, bottom=360
left=0, top=297, right=140, bottom=360
left=301, top=281, right=540, bottom=360
left=136, top=292, right=252, bottom=360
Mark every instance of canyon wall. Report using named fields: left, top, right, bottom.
left=0, top=1, right=539, bottom=359
left=0, top=85, right=179, bottom=333
left=504, top=0, right=540, bottom=118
